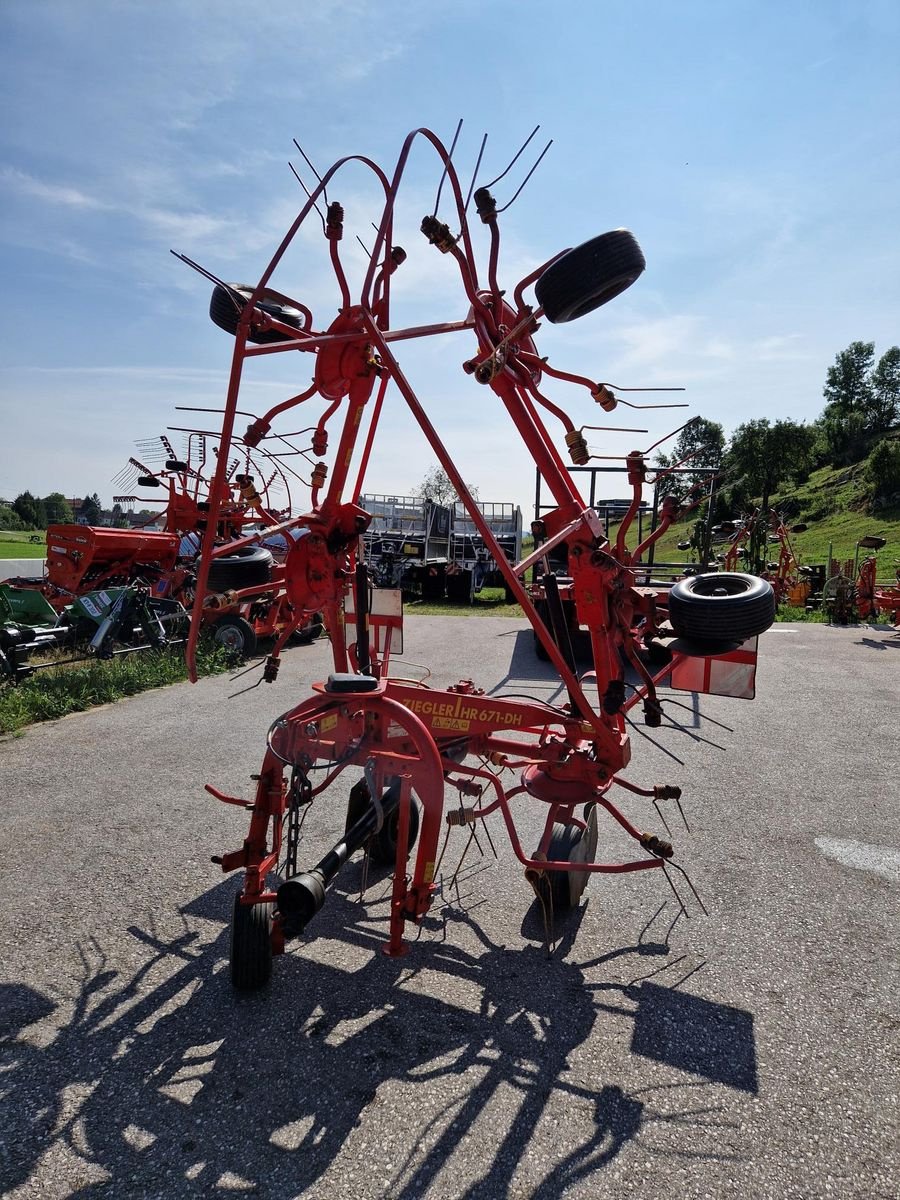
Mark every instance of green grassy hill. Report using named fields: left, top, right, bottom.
left=649, top=461, right=900, bottom=574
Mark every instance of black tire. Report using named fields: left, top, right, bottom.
left=291, top=613, right=323, bottom=645
left=212, top=615, right=258, bottom=658
left=229, top=894, right=273, bottom=990
left=210, top=283, right=305, bottom=344
left=667, top=572, right=775, bottom=642
left=535, top=230, right=646, bottom=324
left=368, top=782, right=421, bottom=866
left=206, top=545, right=273, bottom=591
left=533, top=808, right=598, bottom=912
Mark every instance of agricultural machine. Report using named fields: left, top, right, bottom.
left=0, top=580, right=185, bottom=686
left=717, top=509, right=811, bottom=605
left=818, top=535, right=899, bottom=624
left=3, top=432, right=322, bottom=663
left=180, top=126, right=776, bottom=989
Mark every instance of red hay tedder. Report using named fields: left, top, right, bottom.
left=8, top=435, right=321, bottom=660
left=181, top=126, right=776, bottom=989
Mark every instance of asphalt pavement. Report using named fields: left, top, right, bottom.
left=1, top=617, right=898, bottom=1199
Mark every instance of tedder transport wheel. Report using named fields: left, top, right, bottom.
left=212, top=615, right=258, bottom=658
left=369, top=783, right=421, bottom=866
left=230, top=894, right=273, bottom=991
left=532, top=805, right=599, bottom=914
left=291, top=613, right=324, bottom=645
left=209, top=283, right=305, bottom=345
left=667, top=572, right=775, bottom=643
left=535, top=230, right=646, bottom=324
left=206, top=545, right=273, bottom=591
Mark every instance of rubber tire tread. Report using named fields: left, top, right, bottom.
left=230, top=895, right=273, bottom=990
left=369, top=781, right=422, bottom=866
left=535, top=230, right=646, bottom=324
left=209, top=283, right=304, bottom=345
left=213, top=615, right=258, bottom=659
left=536, top=823, right=584, bottom=913
left=206, top=545, right=273, bottom=591
left=667, top=572, right=775, bottom=642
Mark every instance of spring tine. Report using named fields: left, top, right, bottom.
left=496, top=139, right=553, bottom=214
left=481, top=815, right=499, bottom=860
left=470, top=825, right=484, bottom=856
left=433, top=822, right=454, bottom=880
left=668, top=861, right=708, bottom=917
left=653, top=799, right=672, bottom=836
left=292, top=138, right=328, bottom=205
left=624, top=714, right=685, bottom=766
left=463, top=132, right=489, bottom=211
left=676, top=797, right=691, bottom=834
left=661, top=713, right=728, bottom=752
left=433, top=117, right=463, bottom=216
left=447, top=826, right=477, bottom=896
left=662, top=696, right=735, bottom=733
left=660, top=864, right=688, bottom=920
left=288, top=161, right=327, bottom=234
left=484, top=124, right=540, bottom=189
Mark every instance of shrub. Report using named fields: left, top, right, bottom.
left=867, top=439, right=900, bottom=495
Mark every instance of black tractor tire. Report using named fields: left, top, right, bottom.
left=230, top=894, right=274, bottom=990
left=212, top=615, right=258, bottom=659
left=291, top=613, right=324, bottom=645
left=368, top=781, right=421, bottom=867
left=667, top=572, right=775, bottom=643
left=206, top=545, right=273, bottom=591
left=533, top=808, right=598, bottom=913
left=535, top=230, right=646, bottom=324
left=532, top=598, right=552, bottom=660
left=210, top=283, right=305, bottom=345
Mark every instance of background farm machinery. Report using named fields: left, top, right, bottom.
left=0, top=579, right=185, bottom=685
left=360, top=493, right=523, bottom=601
left=173, top=125, right=777, bottom=990
left=813, top=535, right=899, bottom=624
left=712, top=509, right=813, bottom=606
left=1, top=434, right=324, bottom=675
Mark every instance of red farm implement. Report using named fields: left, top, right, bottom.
left=820, top=535, right=899, bottom=624
left=718, top=509, right=811, bottom=605
left=5, top=433, right=321, bottom=661
left=180, top=126, right=776, bottom=988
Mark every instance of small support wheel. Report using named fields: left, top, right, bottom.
left=212, top=614, right=258, bottom=658
left=532, top=805, right=599, bottom=913
left=229, top=894, right=274, bottom=991
left=369, top=794, right=421, bottom=866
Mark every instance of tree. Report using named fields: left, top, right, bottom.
left=724, top=419, right=816, bottom=510
left=412, top=466, right=479, bottom=507
left=12, top=491, right=45, bottom=529
left=822, top=341, right=874, bottom=417
left=820, top=342, right=900, bottom=460
left=79, top=492, right=103, bottom=525
left=654, top=416, right=725, bottom=497
left=42, top=492, right=74, bottom=525
left=870, top=346, right=900, bottom=432
left=0, top=503, right=26, bottom=531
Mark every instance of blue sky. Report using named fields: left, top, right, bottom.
left=1, top=0, right=898, bottom=518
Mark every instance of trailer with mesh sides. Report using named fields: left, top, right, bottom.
left=359, top=494, right=522, bottom=598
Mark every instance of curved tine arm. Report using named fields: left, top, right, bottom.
left=252, top=154, right=392, bottom=309
left=362, top=127, right=483, bottom=307
left=502, top=370, right=582, bottom=504
left=250, top=382, right=320, bottom=443
left=513, top=363, right=577, bottom=436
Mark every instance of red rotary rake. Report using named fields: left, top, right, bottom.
left=182, top=126, right=776, bottom=988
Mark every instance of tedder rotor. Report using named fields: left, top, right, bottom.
left=183, top=126, right=776, bottom=989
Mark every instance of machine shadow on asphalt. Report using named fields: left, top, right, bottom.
left=2, top=877, right=757, bottom=1197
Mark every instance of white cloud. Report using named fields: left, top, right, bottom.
left=0, top=167, right=109, bottom=210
